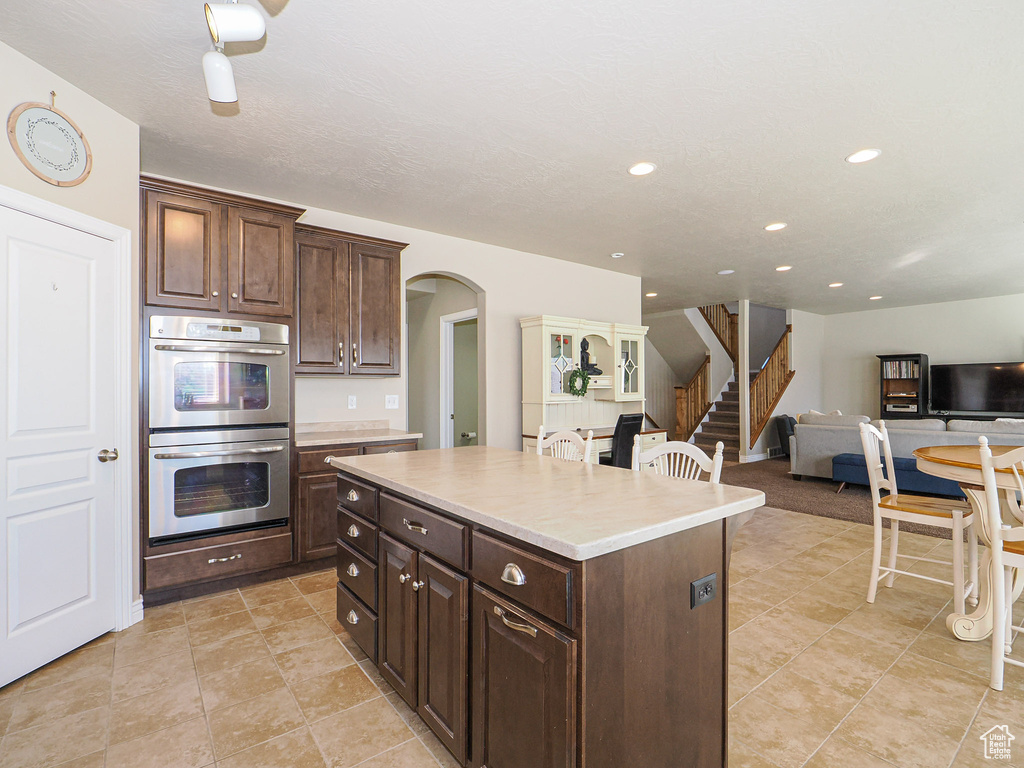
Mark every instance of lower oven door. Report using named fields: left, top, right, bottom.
left=149, top=438, right=289, bottom=542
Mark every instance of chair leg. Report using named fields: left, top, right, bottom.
left=968, top=524, right=979, bottom=607
left=867, top=517, right=883, bottom=604
left=952, top=513, right=966, bottom=615
left=991, top=558, right=1007, bottom=691
left=885, top=520, right=899, bottom=588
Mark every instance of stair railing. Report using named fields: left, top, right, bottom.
left=698, top=304, right=738, bottom=362
left=749, top=325, right=795, bottom=448
left=675, top=354, right=712, bottom=441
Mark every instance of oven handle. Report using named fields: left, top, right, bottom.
left=153, top=344, right=286, bottom=356
left=153, top=445, right=285, bottom=460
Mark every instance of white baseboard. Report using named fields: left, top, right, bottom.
left=129, top=598, right=145, bottom=627
left=740, top=452, right=769, bottom=463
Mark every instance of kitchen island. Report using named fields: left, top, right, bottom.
left=328, top=446, right=764, bottom=768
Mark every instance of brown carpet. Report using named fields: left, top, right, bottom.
left=719, top=457, right=943, bottom=537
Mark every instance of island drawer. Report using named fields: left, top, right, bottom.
left=471, top=532, right=574, bottom=628
left=362, top=441, right=417, bottom=455
left=379, top=493, right=467, bottom=569
left=337, top=583, right=377, bottom=664
left=337, top=507, right=378, bottom=561
left=337, top=540, right=377, bottom=609
left=298, top=446, right=359, bottom=474
left=338, top=475, right=380, bottom=521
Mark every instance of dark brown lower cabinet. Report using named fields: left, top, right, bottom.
left=470, top=586, right=576, bottom=768
left=379, top=533, right=419, bottom=705
left=297, top=472, right=341, bottom=561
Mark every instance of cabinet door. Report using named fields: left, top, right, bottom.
left=295, top=233, right=349, bottom=373
left=297, top=471, right=341, bottom=562
left=227, top=206, right=295, bottom=317
left=545, top=326, right=580, bottom=402
left=417, top=555, right=469, bottom=764
left=144, top=191, right=223, bottom=311
left=471, top=586, right=577, bottom=768
left=615, top=334, right=644, bottom=401
left=350, top=243, right=400, bottom=374
left=379, top=533, right=418, bottom=707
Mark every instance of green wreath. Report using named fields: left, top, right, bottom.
left=568, top=367, right=590, bottom=397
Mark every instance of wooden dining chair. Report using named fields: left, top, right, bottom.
left=978, top=436, right=1024, bottom=690
left=536, top=424, right=593, bottom=462
left=859, top=421, right=978, bottom=613
left=631, top=436, right=724, bottom=483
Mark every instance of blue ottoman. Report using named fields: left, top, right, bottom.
left=831, top=452, right=965, bottom=498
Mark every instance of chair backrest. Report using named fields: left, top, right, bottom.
left=859, top=420, right=898, bottom=503
left=537, top=424, right=593, bottom=462
left=979, top=436, right=1024, bottom=545
left=631, top=436, right=723, bottom=483
left=609, top=413, right=644, bottom=468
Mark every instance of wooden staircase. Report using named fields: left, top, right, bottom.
left=693, top=376, right=745, bottom=462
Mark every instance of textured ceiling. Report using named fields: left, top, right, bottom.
left=3, top=0, right=1024, bottom=314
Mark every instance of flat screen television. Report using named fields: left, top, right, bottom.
left=930, top=362, right=1024, bottom=413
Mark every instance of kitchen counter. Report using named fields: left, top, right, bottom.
left=294, top=426, right=422, bottom=448
left=329, top=445, right=763, bottom=560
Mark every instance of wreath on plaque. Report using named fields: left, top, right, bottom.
left=567, top=367, right=590, bottom=397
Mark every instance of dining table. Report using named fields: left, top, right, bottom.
left=914, top=444, right=1024, bottom=641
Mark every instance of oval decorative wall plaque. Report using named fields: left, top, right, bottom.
left=7, top=99, right=92, bottom=187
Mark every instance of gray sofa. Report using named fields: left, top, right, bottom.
left=789, top=414, right=1024, bottom=480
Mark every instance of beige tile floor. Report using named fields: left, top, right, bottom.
left=1, top=508, right=1022, bottom=768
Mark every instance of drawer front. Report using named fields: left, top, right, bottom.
left=338, top=475, right=379, bottom=522
left=337, top=540, right=377, bottom=609
left=362, top=441, right=417, bottom=455
left=471, top=531, right=574, bottom=628
left=298, top=446, right=359, bottom=474
left=336, top=583, right=377, bottom=664
left=337, top=506, right=378, bottom=562
left=144, top=533, right=292, bottom=591
left=379, top=493, right=467, bottom=569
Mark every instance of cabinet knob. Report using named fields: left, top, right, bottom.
left=231, top=292, right=238, bottom=299
left=412, top=580, right=425, bottom=591
left=501, top=563, right=527, bottom=586
left=211, top=290, right=219, bottom=297
left=347, top=489, right=359, bottom=502
left=346, top=610, right=359, bottom=625
left=346, top=563, right=360, bottom=578
left=346, top=524, right=360, bottom=538
left=399, top=573, right=411, bottom=584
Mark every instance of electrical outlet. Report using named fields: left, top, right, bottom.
left=347, top=395, right=357, bottom=409
left=385, top=395, right=399, bottom=409
left=690, top=573, right=717, bottom=608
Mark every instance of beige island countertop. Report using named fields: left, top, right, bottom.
left=329, top=445, right=764, bottom=560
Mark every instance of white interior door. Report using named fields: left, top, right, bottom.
left=0, top=204, right=118, bottom=686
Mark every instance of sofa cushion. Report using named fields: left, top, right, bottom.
left=870, top=419, right=947, bottom=432
left=948, top=419, right=1024, bottom=434
left=799, top=413, right=870, bottom=427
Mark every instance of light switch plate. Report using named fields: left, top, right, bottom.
left=347, top=395, right=357, bottom=409
left=385, top=395, right=399, bottom=409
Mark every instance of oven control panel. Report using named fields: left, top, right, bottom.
left=185, top=322, right=261, bottom=342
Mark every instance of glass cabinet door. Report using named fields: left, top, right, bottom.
left=550, top=332, right=574, bottom=395
left=620, top=338, right=639, bottom=394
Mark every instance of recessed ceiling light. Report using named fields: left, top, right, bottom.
left=628, top=162, right=656, bottom=176
left=846, top=148, right=881, bottom=164
left=717, top=269, right=735, bottom=275
left=764, top=222, right=787, bottom=232
left=869, top=295, right=883, bottom=300
left=776, top=265, right=792, bottom=272
left=829, top=282, right=843, bottom=288
left=610, top=252, right=624, bottom=259
left=645, top=292, right=658, bottom=298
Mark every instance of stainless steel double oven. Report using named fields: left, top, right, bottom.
left=148, top=316, right=290, bottom=543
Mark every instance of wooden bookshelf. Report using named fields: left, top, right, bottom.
left=877, top=353, right=929, bottom=420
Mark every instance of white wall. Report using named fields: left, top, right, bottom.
left=0, top=42, right=142, bottom=596
left=644, top=339, right=681, bottom=439
left=821, top=293, right=1024, bottom=418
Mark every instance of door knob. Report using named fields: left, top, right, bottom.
left=231, top=292, right=238, bottom=298
left=97, top=448, right=119, bottom=463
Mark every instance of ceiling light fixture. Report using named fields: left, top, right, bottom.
left=717, top=269, right=735, bottom=275
left=628, top=162, right=656, bottom=176
left=869, top=295, right=883, bottom=300
left=764, top=222, right=787, bottom=232
left=829, top=282, right=843, bottom=288
left=776, top=265, right=792, bottom=272
left=645, top=292, right=658, bottom=298
left=202, top=50, right=237, bottom=103
left=846, top=148, right=881, bottom=164
left=610, top=252, right=624, bottom=259
left=205, top=2, right=266, bottom=44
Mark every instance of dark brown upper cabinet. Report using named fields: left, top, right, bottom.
left=294, top=225, right=406, bottom=376
left=141, top=177, right=303, bottom=317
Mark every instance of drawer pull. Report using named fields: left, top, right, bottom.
left=347, top=524, right=361, bottom=538
left=501, top=563, right=527, bottom=586
left=387, top=450, right=397, bottom=454
left=493, top=606, right=537, bottom=638
left=399, top=573, right=411, bottom=584
left=403, top=518, right=428, bottom=535
left=346, top=610, right=359, bottom=625
left=324, top=455, right=335, bottom=464
left=347, top=489, right=359, bottom=502
left=346, top=563, right=360, bottom=578
left=208, top=553, right=242, bottom=564
left=412, top=580, right=425, bottom=591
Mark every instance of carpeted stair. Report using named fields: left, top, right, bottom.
left=694, top=378, right=742, bottom=461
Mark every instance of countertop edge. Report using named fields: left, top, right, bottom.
left=328, top=457, right=765, bottom=560
left=294, top=431, right=423, bottom=448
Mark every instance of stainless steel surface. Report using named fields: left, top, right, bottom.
left=493, top=606, right=538, bottom=637
left=150, top=315, right=289, bottom=344
left=97, top=448, right=119, bottom=463
left=346, top=610, right=359, bottom=625
left=346, top=563, right=360, bottom=578
left=347, top=489, right=359, bottom=502
left=399, top=573, right=411, bottom=583
left=208, top=554, right=242, bottom=564
left=412, top=580, right=425, bottom=591
left=403, top=518, right=428, bottom=535
left=153, top=445, right=284, bottom=460
left=149, top=426, right=289, bottom=448
left=346, top=524, right=360, bottom=538
left=153, top=344, right=286, bottom=356
left=500, top=563, right=527, bottom=586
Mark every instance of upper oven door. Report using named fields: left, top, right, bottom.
left=149, top=338, right=290, bottom=429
